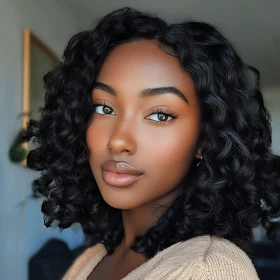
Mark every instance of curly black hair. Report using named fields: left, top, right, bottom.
left=22, top=7, right=280, bottom=258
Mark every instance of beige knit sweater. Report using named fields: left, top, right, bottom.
left=63, top=235, right=260, bottom=280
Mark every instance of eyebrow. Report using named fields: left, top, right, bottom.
left=92, top=82, right=189, bottom=104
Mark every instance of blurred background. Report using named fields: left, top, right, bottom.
left=0, top=0, right=279, bottom=279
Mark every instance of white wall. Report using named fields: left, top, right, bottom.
left=0, top=1, right=84, bottom=279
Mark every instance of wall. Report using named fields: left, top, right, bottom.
left=0, top=1, right=84, bottom=279
left=0, top=2, right=279, bottom=279
left=253, top=86, right=280, bottom=240
left=70, top=0, right=280, bottom=88
left=263, top=87, right=280, bottom=155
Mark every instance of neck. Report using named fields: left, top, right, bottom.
left=118, top=185, right=184, bottom=254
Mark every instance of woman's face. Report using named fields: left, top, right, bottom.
left=86, top=40, right=202, bottom=209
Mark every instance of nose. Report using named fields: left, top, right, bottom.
left=107, top=121, right=137, bottom=155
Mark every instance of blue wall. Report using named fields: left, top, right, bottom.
left=0, top=1, right=84, bottom=279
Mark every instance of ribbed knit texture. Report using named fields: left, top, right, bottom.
left=63, top=235, right=260, bottom=280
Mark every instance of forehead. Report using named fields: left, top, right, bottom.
left=97, top=40, right=195, bottom=91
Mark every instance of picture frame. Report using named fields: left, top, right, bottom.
left=21, top=29, right=60, bottom=166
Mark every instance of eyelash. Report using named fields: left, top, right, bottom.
left=92, top=102, right=178, bottom=125
left=148, top=108, right=178, bottom=125
left=92, top=101, right=115, bottom=114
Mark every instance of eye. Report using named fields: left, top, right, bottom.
left=93, top=102, right=116, bottom=115
left=148, top=113, right=173, bottom=122
left=146, top=108, right=178, bottom=124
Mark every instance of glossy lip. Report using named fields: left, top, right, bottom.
left=101, top=160, right=143, bottom=187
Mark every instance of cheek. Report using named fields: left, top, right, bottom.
left=140, top=133, right=196, bottom=201
left=151, top=141, right=192, bottom=188
left=86, top=123, right=109, bottom=162
left=144, top=127, right=198, bottom=173
left=139, top=124, right=200, bottom=199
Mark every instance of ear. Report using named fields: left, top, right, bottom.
left=194, top=141, right=204, bottom=159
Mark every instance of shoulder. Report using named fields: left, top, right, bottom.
left=147, top=235, right=260, bottom=280
left=62, top=243, right=106, bottom=280
left=182, top=235, right=259, bottom=279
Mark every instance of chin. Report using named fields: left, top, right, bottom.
left=103, top=198, right=137, bottom=210
left=99, top=189, right=142, bottom=210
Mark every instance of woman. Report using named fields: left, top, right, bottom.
left=23, top=7, right=280, bottom=280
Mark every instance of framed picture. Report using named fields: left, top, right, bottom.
left=21, top=29, right=60, bottom=165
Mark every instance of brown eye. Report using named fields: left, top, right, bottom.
left=158, top=113, right=168, bottom=122
left=94, top=104, right=116, bottom=115
left=146, top=109, right=176, bottom=124
left=103, top=106, right=112, bottom=114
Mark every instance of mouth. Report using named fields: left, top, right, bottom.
left=101, top=160, right=143, bottom=187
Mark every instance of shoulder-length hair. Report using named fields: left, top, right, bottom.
left=23, top=7, right=280, bottom=258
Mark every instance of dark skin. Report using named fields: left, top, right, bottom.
left=86, top=39, right=202, bottom=280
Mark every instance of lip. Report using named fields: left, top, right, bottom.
left=101, top=160, right=143, bottom=187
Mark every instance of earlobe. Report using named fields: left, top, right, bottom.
left=194, top=153, right=202, bottom=159
left=194, top=143, right=203, bottom=159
